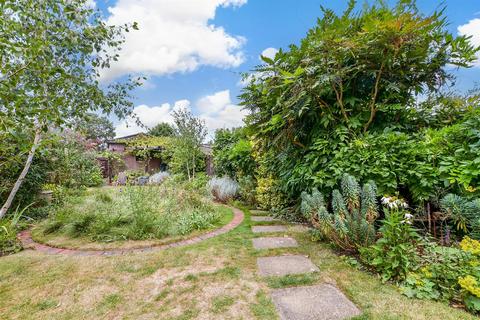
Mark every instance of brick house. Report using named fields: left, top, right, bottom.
left=102, top=133, right=214, bottom=177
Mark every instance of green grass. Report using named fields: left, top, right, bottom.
left=34, top=185, right=225, bottom=246
left=210, top=295, right=235, bottom=313
left=0, top=200, right=476, bottom=319
left=266, top=273, right=318, bottom=288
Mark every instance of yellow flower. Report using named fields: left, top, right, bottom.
left=420, top=266, right=432, bottom=278
left=466, top=186, right=477, bottom=193
left=459, top=276, right=480, bottom=298
left=460, top=237, right=480, bottom=255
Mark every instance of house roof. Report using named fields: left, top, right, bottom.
left=107, top=133, right=148, bottom=144
left=108, top=132, right=213, bottom=156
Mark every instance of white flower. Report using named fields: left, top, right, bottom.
left=404, top=213, right=413, bottom=224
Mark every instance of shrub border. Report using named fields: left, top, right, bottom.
left=16, top=206, right=244, bottom=256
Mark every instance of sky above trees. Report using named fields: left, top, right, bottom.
left=92, top=0, right=480, bottom=138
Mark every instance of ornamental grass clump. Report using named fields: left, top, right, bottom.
left=40, top=185, right=222, bottom=242
left=300, top=174, right=378, bottom=252
left=207, top=177, right=239, bottom=203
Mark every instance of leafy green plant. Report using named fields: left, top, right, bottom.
left=0, top=203, right=34, bottom=255
left=398, top=237, right=480, bottom=314
left=401, top=245, right=472, bottom=301
left=360, top=200, right=419, bottom=282
left=0, top=0, right=140, bottom=218
left=301, top=174, right=378, bottom=251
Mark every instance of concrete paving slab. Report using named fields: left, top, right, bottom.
left=257, top=255, right=319, bottom=276
left=250, top=209, right=269, bottom=215
left=252, top=225, right=287, bottom=233
left=288, top=225, right=313, bottom=232
left=271, top=284, right=361, bottom=320
left=252, top=237, right=298, bottom=250
left=251, top=216, right=277, bottom=222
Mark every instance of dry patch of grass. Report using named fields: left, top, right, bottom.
left=0, top=209, right=276, bottom=320
left=1, top=206, right=473, bottom=320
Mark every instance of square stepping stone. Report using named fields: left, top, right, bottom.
left=251, top=209, right=269, bottom=215
left=252, top=225, right=287, bottom=233
left=271, top=284, right=361, bottom=320
left=251, top=216, right=277, bottom=222
left=252, top=237, right=298, bottom=249
left=257, top=255, right=319, bottom=276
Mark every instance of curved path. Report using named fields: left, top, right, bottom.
left=17, top=206, right=244, bottom=256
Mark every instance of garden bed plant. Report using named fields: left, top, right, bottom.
left=301, top=173, right=480, bottom=315
left=32, top=183, right=231, bottom=250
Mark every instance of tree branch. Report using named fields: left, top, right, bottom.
left=363, top=60, right=385, bottom=132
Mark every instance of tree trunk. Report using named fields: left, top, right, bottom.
left=0, top=128, right=42, bottom=219
left=192, top=154, right=196, bottom=180
left=186, top=160, right=191, bottom=180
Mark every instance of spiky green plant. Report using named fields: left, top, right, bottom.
left=361, top=181, right=379, bottom=222
left=300, top=174, right=379, bottom=251
left=440, top=194, right=480, bottom=238
left=341, top=174, right=360, bottom=212
left=300, top=188, right=325, bottom=221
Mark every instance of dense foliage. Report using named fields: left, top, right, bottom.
left=148, top=122, right=176, bottom=137
left=237, top=0, right=479, bottom=212
left=210, top=1, right=480, bottom=315
left=212, top=128, right=255, bottom=179
left=0, top=0, right=140, bottom=217
left=73, top=113, right=116, bottom=146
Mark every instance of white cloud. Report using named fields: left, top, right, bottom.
left=197, top=90, right=231, bottom=114
left=115, top=103, right=176, bottom=137
left=100, top=0, right=247, bottom=81
left=115, top=90, right=247, bottom=137
left=458, top=18, right=480, bottom=67
left=198, top=90, right=248, bottom=132
left=260, top=47, right=278, bottom=61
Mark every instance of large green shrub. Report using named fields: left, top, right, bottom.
left=239, top=0, right=479, bottom=209
left=47, top=131, right=104, bottom=188
left=212, top=128, right=255, bottom=179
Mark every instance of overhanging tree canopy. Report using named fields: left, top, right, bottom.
left=0, top=0, right=141, bottom=217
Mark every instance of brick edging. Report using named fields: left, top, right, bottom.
left=17, top=206, right=244, bottom=256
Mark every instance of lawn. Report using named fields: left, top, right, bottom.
left=0, top=205, right=475, bottom=320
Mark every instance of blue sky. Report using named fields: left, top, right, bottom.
left=93, top=0, right=480, bottom=137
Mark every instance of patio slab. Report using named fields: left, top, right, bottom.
left=252, top=237, right=298, bottom=250
left=257, top=255, right=319, bottom=276
left=251, top=216, right=277, bottom=222
left=250, top=209, right=269, bottom=215
left=252, top=225, right=287, bottom=233
left=271, top=284, right=361, bottom=320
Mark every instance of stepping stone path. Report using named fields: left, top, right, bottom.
left=271, top=284, right=361, bottom=320
left=251, top=216, right=277, bottom=222
left=257, top=255, right=319, bottom=276
left=250, top=210, right=361, bottom=319
left=252, top=225, right=287, bottom=233
left=250, top=209, right=269, bottom=215
left=252, top=237, right=298, bottom=250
